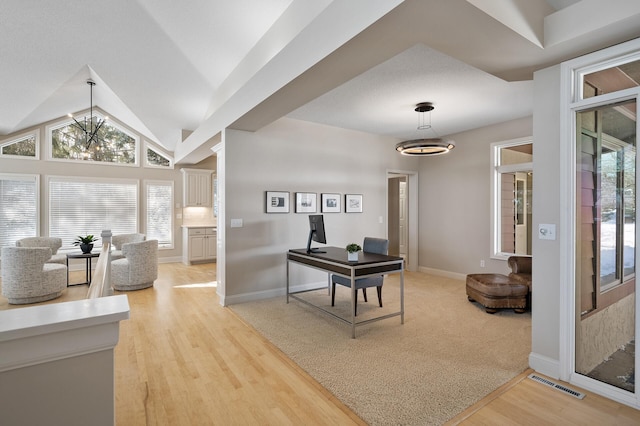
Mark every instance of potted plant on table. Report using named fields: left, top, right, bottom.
left=73, top=235, right=99, bottom=254
left=346, top=243, right=362, bottom=262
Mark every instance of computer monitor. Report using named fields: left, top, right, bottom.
left=306, top=214, right=327, bottom=254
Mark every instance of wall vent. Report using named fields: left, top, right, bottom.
left=528, top=374, right=586, bottom=399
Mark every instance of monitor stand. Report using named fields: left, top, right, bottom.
left=306, top=230, right=326, bottom=254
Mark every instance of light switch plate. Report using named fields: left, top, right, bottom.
left=230, top=218, right=243, bottom=228
left=539, top=224, right=556, bottom=240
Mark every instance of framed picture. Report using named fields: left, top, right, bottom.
left=295, top=192, right=317, bottom=213
left=321, top=193, right=341, bottom=213
left=265, top=191, right=289, bottom=213
left=345, top=194, right=363, bottom=213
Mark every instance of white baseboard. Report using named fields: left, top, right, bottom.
left=158, top=256, right=183, bottom=264
left=417, top=266, right=466, bottom=281
left=529, top=352, right=560, bottom=379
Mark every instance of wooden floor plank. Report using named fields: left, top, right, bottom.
left=112, top=263, right=365, bottom=425
left=3, top=264, right=640, bottom=424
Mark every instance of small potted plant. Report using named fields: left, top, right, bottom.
left=73, top=234, right=99, bottom=254
left=346, top=243, right=362, bottom=262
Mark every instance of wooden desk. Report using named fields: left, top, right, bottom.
left=286, top=247, right=404, bottom=338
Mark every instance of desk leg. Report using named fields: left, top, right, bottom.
left=286, top=259, right=290, bottom=304
left=327, top=274, right=331, bottom=295
left=86, top=257, right=91, bottom=284
left=400, top=268, right=405, bottom=324
left=66, top=257, right=70, bottom=287
left=351, top=273, right=356, bottom=339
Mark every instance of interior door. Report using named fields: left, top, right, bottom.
left=399, top=181, right=408, bottom=258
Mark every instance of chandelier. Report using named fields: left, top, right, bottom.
left=395, top=102, right=455, bottom=156
left=68, top=79, right=108, bottom=149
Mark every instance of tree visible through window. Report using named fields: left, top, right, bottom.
left=1, top=133, right=37, bottom=158
left=51, top=116, right=136, bottom=163
left=146, top=146, right=172, bottom=167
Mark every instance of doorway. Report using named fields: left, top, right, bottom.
left=575, top=98, right=637, bottom=394
left=387, top=171, right=418, bottom=271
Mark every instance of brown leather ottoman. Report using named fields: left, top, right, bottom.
left=466, top=273, right=528, bottom=314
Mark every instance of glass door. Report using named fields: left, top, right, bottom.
left=575, top=99, right=636, bottom=393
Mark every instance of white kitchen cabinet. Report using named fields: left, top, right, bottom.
left=181, top=168, right=213, bottom=207
left=183, top=226, right=216, bottom=265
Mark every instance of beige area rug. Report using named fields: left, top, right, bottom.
left=230, top=271, right=531, bottom=425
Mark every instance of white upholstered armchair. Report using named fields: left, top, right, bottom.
left=111, top=233, right=146, bottom=260
left=111, top=239, right=158, bottom=291
left=16, top=237, right=66, bottom=265
left=1, top=247, right=67, bottom=304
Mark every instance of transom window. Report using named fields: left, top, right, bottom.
left=49, top=114, right=137, bottom=164
left=145, top=142, right=173, bottom=168
left=1, top=131, right=38, bottom=159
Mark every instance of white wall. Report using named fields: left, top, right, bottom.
left=418, top=117, right=533, bottom=276
left=529, top=64, right=562, bottom=376
left=222, top=117, right=419, bottom=302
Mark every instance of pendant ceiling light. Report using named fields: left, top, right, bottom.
left=395, top=102, right=455, bottom=156
left=68, top=79, right=108, bottom=149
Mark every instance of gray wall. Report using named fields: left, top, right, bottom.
left=530, top=64, right=563, bottom=373
left=222, top=117, right=419, bottom=301
left=418, top=116, right=533, bottom=276
left=221, top=115, right=534, bottom=302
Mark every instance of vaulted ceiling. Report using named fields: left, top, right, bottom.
left=2, top=0, right=640, bottom=164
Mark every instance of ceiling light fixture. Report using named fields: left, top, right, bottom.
left=395, top=102, right=455, bottom=156
left=68, top=79, right=108, bottom=149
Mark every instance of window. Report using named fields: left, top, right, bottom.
left=48, top=177, right=138, bottom=249
left=145, top=142, right=173, bottom=168
left=576, top=100, right=636, bottom=315
left=1, top=131, right=38, bottom=159
left=491, top=138, right=533, bottom=259
left=145, top=180, right=173, bottom=248
left=48, top=113, right=137, bottom=164
left=0, top=174, right=38, bottom=248
left=582, top=59, right=640, bottom=99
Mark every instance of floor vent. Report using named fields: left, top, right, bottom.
left=528, top=374, right=586, bottom=399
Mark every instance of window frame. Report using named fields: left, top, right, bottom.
left=46, top=175, right=139, bottom=250
left=144, top=141, right=174, bottom=169
left=144, top=179, right=174, bottom=249
left=0, top=173, right=40, bottom=248
left=490, top=136, right=533, bottom=260
left=45, top=111, right=140, bottom=167
left=0, top=130, right=40, bottom=160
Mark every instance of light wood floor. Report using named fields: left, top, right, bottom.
left=3, top=263, right=640, bottom=424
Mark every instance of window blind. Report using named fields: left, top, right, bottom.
left=49, top=178, right=138, bottom=249
left=146, top=181, right=173, bottom=247
left=0, top=174, right=38, bottom=248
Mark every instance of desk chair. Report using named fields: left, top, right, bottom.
left=331, top=237, right=389, bottom=316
